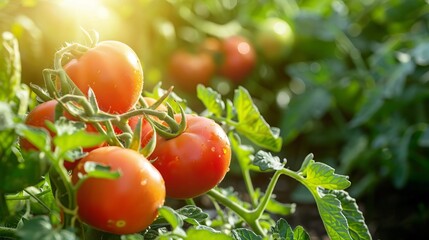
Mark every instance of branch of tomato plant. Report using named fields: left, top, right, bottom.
left=206, top=158, right=318, bottom=238
left=0, top=191, right=9, bottom=219
left=0, top=226, right=16, bottom=239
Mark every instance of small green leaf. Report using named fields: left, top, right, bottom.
left=229, top=133, right=255, bottom=170
left=158, top=206, right=183, bottom=229
left=87, top=88, right=100, bottom=113
left=266, top=198, right=296, bottom=216
left=349, top=88, right=384, bottom=127
left=234, top=87, right=282, bottom=152
left=83, top=161, right=121, bottom=180
left=418, top=127, right=429, bottom=147
left=280, top=88, right=331, bottom=143
left=305, top=161, right=351, bottom=190
left=252, top=150, right=285, bottom=171
left=293, top=226, right=310, bottom=240
left=187, top=227, right=233, bottom=240
left=129, top=117, right=143, bottom=152
left=391, top=127, right=413, bottom=188
left=197, top=85, right=225, bottom=117
left=53, top=130, right=107, bottom=154
left=411, top=42, right=429, bottom=65
left=325, top=190, right=372, bottom=240
left=231, top=228, right=262, bottom=240
left=226, top=99, right=235, bottom=120
left=16, top=125, right=51, bottom=152
left=0, top=31, right=21, bottom=102
left=298, top=153, right=314, bottom=173
left=315, top=190, right=352, bottom=240
left=176, top=205, right=209, bottom=225
left=0, top=150, right=49, bottom=193
left=271, top=218, right=293, bottom=240
left=16, top=216, right=77, bottom=240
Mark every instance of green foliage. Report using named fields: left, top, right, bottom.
left=0, top=32, right=20, bottom=102
left=0, top=2, right=389, bottom=239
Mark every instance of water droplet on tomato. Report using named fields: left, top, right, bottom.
left=211, top=147, right=216, bottom=152
left=141, top=179, right=148, bottom=186
left=116, top=220, right=126, bottom=228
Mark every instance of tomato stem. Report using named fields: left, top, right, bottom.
left=0, top=192, right=9, bottom=220
left=206, top=189, right=265, bottom=235
left=250, top=170, right=283, bottom=219
left=0, top=226, right=16, bottom=238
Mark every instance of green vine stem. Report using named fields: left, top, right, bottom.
left=0, top=191, right=9, bottom=220
left=207, top=189, right=264, bottom=236
left=207, top=168, right=300, bottom=237
left=0, top=226, right=16, bottom=239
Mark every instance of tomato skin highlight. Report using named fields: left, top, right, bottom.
left=20, top=100, right=104, bottom=170
left=168, top=49, right=216, bottom=92
left=64, top=41, right=144, bottom=114
left=149, top=114, right=231, bottom=199
left=219, top=36, right=256, bottom=83
left=72, top=146, right=165, bottom=234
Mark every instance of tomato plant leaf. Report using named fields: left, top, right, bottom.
left=233, top=87, right=282, bottom=152
left=314, top=190, right=352, bottom=240
left=229, top=133, right=255, bottom=170
left=197, top=85, right=225, bottom=117
left=176, top=205, right=209, bottom=224
left=383, top=59, right=414, bottom=98
left=158, top=206, right=183, bottom=229
left=16, top=125, right=51, bottom=152
left=83, top=161, right=121, bottom=180
left=293, top=226, right=311, bottom=240
left=187, top=227, right=233, bottom=240
left=231, top=228, right=262, bottom=240
left=0, top=150, right=49, bottom=193
left=349, top=88, right=383, bottom=127
left=418, top=127, right=429, bottom=147
left=304, top=160, right=351, bottom=190
left=87, top=87, right=100, bottom=112
left=266, top=198, right=296, bottom=216
left=271, top=218, right=293, bottom=240
left=323, top=189, right=372, bottom=240
left=0, top=31, right=21, bottom=102
left=280, top=88, right=331, bottom=143
left=226, top=99, right=234, bottom=120
left=411, top=42, right=429, bottom=66
left=16, top=216, right=77, bottom=240
left=252, top=150, right=285, bottom=171
left=53, top=130, right=107, bottom=154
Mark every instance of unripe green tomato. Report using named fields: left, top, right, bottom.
left=255, top=18, right=294, bottom=63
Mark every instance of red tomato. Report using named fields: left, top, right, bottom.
left=168, top=49, right=216, bottom=92
left=20, top=100, right=104, bottom=170
left=219, top=36, right=256, bottom=83
left=63, top=41, right=143, bottom=114
left=71, top=146, right=165, bottom=234
left=148, top=114, right=231, bottom=199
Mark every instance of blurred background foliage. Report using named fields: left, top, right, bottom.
left=1, top=0, right=429, bottom=238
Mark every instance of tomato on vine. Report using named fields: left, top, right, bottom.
left=71, top=146, right=165, bottom=234
left=127, top=97, right=168, bottom=148
left=168, top=49, right=216, bottom=92
left=63, top=41, right=144, bottom=114
left=255, top=18, right=294, bottom=63
left=219, top=35, right=256, bottom=83
left=148, top=114, right=231, bottom=199
left=20, top=99, right=104, bottom=170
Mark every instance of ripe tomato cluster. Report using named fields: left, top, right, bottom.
left=168, top=18, right=294, bottom=92
left=168, top=35, right=256, bottom=91
left=21, top=40, right=231, bottom=234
